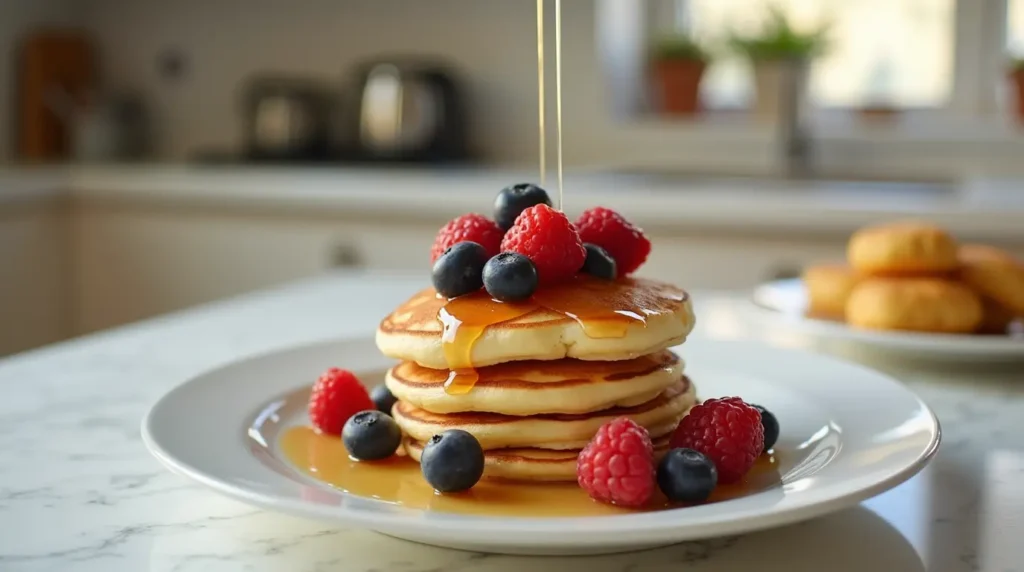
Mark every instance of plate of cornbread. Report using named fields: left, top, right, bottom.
left=143, top=184, right=940, bottom=555
left=753, top=220, right=1024, bottom=359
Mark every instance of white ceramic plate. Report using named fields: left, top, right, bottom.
left=752, top=278, right=1024, bottom=361
left=142, top=336, right=940, bottom=556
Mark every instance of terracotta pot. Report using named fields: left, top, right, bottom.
left=1011, top=69, right=1024, bottom=121
left=653, top=59, right=706, bottom=116
left=858, top=105, right=901, bottom=124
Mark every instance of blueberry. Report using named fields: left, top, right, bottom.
left=581, top=243, right=617, bottom=279
left=657, top=448, right=718, bottom=503
left=493, top=183, right=552, bottom=230
left=370, top=384, right=398, bottom=414
left=751, top=404, right=779, bottom=453
left=431, top=241, right=488, bottom=298
left=420, top=429, right=485, bottom=493
left=482, top=252, right=538, bottom=302
left=342, top=410, right=402, bottom=461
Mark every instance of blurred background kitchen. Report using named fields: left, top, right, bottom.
left=2, top=0, right=1024, bottom=357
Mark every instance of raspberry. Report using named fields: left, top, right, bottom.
left=576, top=417, right=656, bottom=507
left=430, top=214, right=504, bottom=263
left=575, top=207, right=651, bottom=277
left=670, top=397, right=764, bottom=484
left=500, top=204, right=585, bottom=284
left=308, top=368, right=375, bottom=436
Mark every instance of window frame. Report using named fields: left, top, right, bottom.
left=595, top=0, right=1024, bottom=181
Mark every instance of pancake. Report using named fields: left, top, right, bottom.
left=386, top=350, right=683, bottom=416
left=376, top=277, right=696, bottom=369
left=392, top=379, right=695, bottom=451
left=404, top=436, right=673, bottom=482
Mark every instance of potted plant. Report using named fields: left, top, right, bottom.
left=651, top=35, right=710, bottom=116
left=1010, top=58, right=1024, bottom=122
left=729, top=7, right=828, bottom=121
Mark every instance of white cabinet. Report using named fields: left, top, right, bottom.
left=0, top=202, right=67, bottom=355
left=638, top=231, right=846, bottom=289
left=72, top=205, right=438, bottom=334
left=67, top=200, right=1024, bottom=337
left=70, top=203, right=854, bottom=334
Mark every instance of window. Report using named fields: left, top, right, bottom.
left=667, top=0, right=955, bottom=110
left=1009, top=0, right=1024, bottom=55
left=628, top=0, right=1016, bottom=116
left=595, top=0, right=1024, bottom=181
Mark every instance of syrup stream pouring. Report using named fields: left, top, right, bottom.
left=536, top=0, right=546, bottom=187
left=536, top=0, right=565, bottom=210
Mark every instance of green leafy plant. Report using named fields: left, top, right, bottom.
left=652, top=34, right=710, bottom=63
left=1011, top=58, right=1024, bottom=72
left=729, top=5, right=829, bottom=61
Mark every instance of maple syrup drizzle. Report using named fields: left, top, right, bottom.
left=439, top=277, right=685, bottom=394
left=438, top=297, right=536, bottom=394
left=281, top=425, right=781, bottom=518
left=536, top=0, right=546, bottom=186
left=537, top=0, right=564, bottom=206
left=554, top=0, right=565, bottom=210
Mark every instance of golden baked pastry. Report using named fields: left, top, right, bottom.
left=847, top=221, right=959, bottom=276
left=802, top=264, right=860, bottom=320
left=977, top=296, right=1018, bottom=335
left=845, top=278, right=982, bottom=334
left=958, top=244, right=1024, bottom=316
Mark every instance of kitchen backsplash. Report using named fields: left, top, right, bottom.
left=76, top=0, right=612, bottom=165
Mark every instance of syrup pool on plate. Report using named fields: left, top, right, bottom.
left=438, top=277, right=687, bottom=395
left=281, top=425, right=779, bottom=518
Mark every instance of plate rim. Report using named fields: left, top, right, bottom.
left=751, top=278, right=1024, bottom=356
left=141, top=336, right=941, bottom=544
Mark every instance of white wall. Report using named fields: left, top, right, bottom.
left=0, top=0, right=84, bottom=161
left=74, top=0, right=1024, bottom=177
left=78, top=0, right=785, bottom=172
left=81, top=0, right=593, bottom=165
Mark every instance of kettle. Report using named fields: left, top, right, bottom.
left=349, top=59, right=469, bottom=163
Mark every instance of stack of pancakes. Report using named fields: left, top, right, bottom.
left=376, top=278, right=698, bottom=481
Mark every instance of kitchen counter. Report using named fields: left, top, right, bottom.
left=1, top=270, right=1022, bottom=571
left=2, top=165, right=1024, bottom=239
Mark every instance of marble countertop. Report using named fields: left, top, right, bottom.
left=1, top=271, right=1023, bottom=571
left=3, top=165, right=1024, bottom=239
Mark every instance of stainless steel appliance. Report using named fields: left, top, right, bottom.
left=242, top=76, right=332, bottom=161
left=348, top=59, right=469, bottom=163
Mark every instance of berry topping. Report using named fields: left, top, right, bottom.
left=308, top=368, right=375, bottom=436
left=420, top=429, right=486, bottom=493
left=483, top=252, right=538, bottom=302
left=575, top=207, right=651, bottom=277
left=370, top=384, right=398, bottom=414
left=581, top=243, right=617, bottom=280
left=493, top=183, right=553, bottom=230
left=576, top=417, right=655, bottom=507
left=342, top=410, right=402, bottom=461
left=670, top=397, right=764, bottom=484
left=431, top=214, right=503, bottom=263
left=656, top=448, right=718, bottom=503
left=500, top=204, right=586, bottom=284
left=431, top=241, right=489, bottom=298
left=751, top=404, right=779, bottom=453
